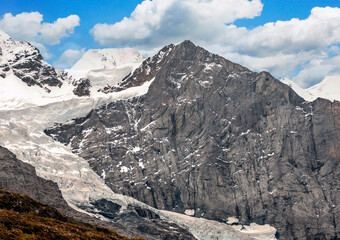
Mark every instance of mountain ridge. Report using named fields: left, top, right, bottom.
left=0, top=36, right=339, bottom=239
left=46, top=40, right=339, bottom=239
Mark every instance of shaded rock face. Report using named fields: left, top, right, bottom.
left=73, top=78, right=91, bottom=96
left=0, top=145, right=69, bottom=209
left=46, top=41, right=340, bottom=239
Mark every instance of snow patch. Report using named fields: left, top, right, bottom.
left=227, top=217, right=239, bottom=225
left=308, top=75, right=340, bottom=102
left=281, top=76, right=340, bottom=102
left=71, top=48, right=143, bottom=71
left=0, top=30, right=10, bottom=41
left=185, top=209, right=195, bottom=216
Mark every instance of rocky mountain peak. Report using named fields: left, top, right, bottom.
left=71, top=48, right=143, bottom=72
left=0, top=36, right=66, bottom=91
left=100, top=40, right=249, bottom=93
left=46, top=40, right=339, bottom=239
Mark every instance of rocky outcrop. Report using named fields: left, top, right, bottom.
left=99, top=44, right=175, bottom=93
left=46, top=41, right=340, bottom=239
left=73, top=78, right=91, bottom=96
left=0, top=145, right=69, bottom=209
left=0, top=38, right=65, bottom=90
left=0, top=35, right=90, bottom=95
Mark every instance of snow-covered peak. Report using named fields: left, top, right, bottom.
left=68, top=48, right=144, bottom=92
left=0, top=30, right=10, bottom=41
left=71, top=48, right=143, bottom=71
left=0, top=36, right=40, bottom=66
left=0, top=34, right=69, bottom=92
left=280, top=78, right=314, bottom=102
left=308, top=76, right=340, bottom=102
left=281, top=76, right=340, bottom=102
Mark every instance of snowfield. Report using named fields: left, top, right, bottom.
left=67, top=48, right=143, bottom=82
left=281, top=76, right=340, bottom=102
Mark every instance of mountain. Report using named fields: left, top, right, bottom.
left=0, top=35, right=277, bottom=240
left=281, top=76, right=340, bottom=102
left=71, top=48, right=143, bottom=72
left=0, top=30, right=89, bottom=109
left=308, top=76, right=340, bottom=102
left=0, top=30, right=66, bottom=90
left=46, top=40, right=339, bottom=239
left=67, top=48, right=143, bottom=93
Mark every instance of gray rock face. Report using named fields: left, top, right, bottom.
left=73, top=78, right=91, bottom=96
left=0, top=145, right=69, bottom=209
left=46, top=41, right=340, bottom=239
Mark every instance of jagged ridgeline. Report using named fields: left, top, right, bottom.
left=46, top=41, right=340, bottom=239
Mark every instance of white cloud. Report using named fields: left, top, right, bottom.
left=40, top=15, right=80, bottom=45
left=91, top=2, right=340, bottom=87
left=292, top=56, right=340, bottom=87
left=0, top=12, right=42, bottom=41
left=216, top=7, right=340, bottom=85
left=0, top=12, right=80, bottom=45
left=53, top=49, right=85, bottom=69
left=91, top=0, right=263, bottom=46
left=0, top=12, right=80, bottom=62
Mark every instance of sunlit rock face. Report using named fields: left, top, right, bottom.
left=46, top=41, right=340, bottom=239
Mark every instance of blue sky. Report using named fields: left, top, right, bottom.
left=1, top=0, right=340, bottom=87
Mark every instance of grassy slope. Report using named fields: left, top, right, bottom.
left=0, top=190, right=143, bottom=240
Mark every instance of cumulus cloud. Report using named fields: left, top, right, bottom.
left=91, top=1, right=340, bottom=86
left=91, top=0, right=263, bottom=46
left=292, top=56, right=340, bottom=87
left=53, top=49, right=85, bottom=69
left=0, top=12, right=80, bottom=61
left=40, top=15, right=80, bottom=45
left=0, top=12, right=80, bottom=45
left=217, top=7, right=340, bottom=85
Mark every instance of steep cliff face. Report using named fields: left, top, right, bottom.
left=46, top=41, right=339, bottom=239
left=0, top=146, right=69, bottom=209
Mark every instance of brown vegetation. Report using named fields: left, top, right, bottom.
left=0, top=190, right=143, bottom=240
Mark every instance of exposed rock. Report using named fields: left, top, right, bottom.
left=73, top=78, right=91, bottom=96
left=46, top=41, right=340, bottom=239
left=0, top=145, right=69, bottom=209
left=0, top=36, right=91, bottom=96
left=0, top=38, right=64, bottom=90
left=99, top=44, right=175, bottom=93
